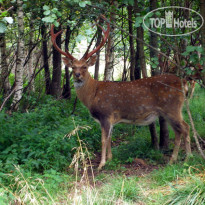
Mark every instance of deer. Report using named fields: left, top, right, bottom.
left=51, top=16, right=192, bottom=170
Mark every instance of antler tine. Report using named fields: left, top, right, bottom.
left=50, top=24, right=75, bottom=60
left=83, top=15, right=110, bottom=60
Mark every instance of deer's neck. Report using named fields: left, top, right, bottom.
left=75, top=73, right=97, bottom=109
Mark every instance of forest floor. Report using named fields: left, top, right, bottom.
left=64, top=150, right=205, bottom=205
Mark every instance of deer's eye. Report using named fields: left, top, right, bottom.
left=82, top=66, right=87, bottom=69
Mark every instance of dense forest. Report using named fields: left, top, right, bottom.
left=0, top=0, right=205, bottom=204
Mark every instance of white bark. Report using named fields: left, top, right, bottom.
left=12, top=0, right=25, bottom=109
left=104, top=1, right=117, bottom=81
left=28, top=19, right=35, bottom=91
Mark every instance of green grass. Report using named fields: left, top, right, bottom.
left=1, top=154, right=204, bottom=204
left=165, top=175, right=205, bottom=205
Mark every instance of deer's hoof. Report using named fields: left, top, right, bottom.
left=97, top=162, right=105, bottom=171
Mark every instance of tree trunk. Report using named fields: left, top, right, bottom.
left=134, top=0, right=147, bottom=78
left=41, top=24, right=51, bottom=95
left=149, top=0, right=160, bottom=76
left=136, top=29, right=147, bottom=77
left=127, top=5, right=135, bottom=81
left=104, top=1, right=116, bottom=81
left=134, top=44, right=141, bottom=79
left=27, top=18, right=35, bottom=91
left=121, top=7, right=128, bottom=81
left=50, top=26, right=62, bottom=98
left=12, top=0, right=24, bottom=110
left=94, top=18, right=103, bottom=80
left=0, top=33, right=10, bottom=97
left=62, top=25, right=72, bottom=99
left=200, top=0, right=205, bottom=85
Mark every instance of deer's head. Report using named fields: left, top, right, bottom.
left=62, top=56, right=97, bottom=84
left=50, top=15, right=110, bottom=87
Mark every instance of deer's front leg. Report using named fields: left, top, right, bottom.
left=98, top=123, right=112, bottom=170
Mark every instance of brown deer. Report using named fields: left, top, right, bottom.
left=51, top=16, right=192, bottom=170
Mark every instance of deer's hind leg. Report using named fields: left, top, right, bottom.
left=166, top=114, right=191, bottom=164
left=107, top=127, right=113, bottom=160
left=182, top=120, right=192, bottom=160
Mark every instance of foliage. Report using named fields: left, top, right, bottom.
left=0, top=95, right=101, bottom=172
left=0, top=10, right=13, bottom=33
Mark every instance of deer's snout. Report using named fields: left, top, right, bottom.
left=75, top=73, right=81, bottom=78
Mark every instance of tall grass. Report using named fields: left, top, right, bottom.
left=165, top=174, right=205, bottom=205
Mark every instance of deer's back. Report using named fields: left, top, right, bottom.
left=90, top=74, right=186, bottom=125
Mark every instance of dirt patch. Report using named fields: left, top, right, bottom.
left=90, top=152, right=160, bottom=178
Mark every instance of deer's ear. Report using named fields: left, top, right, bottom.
left=62, top=57, right=73, bottom=67
left=87, top=55, right=97, bottom=66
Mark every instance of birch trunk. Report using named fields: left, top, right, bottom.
left=94, top=18, right=103, bottom=80
left=0, top=33, right=11, bottom=97
left=12, top=0, right=24, bottom=110
left=104, top=1, right=116, bottom=81
left=27, top=18, right=35, bottom=91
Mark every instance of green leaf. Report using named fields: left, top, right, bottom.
left=52, top=8, right=58, bottom=13
left=186, top=46, right=196, bottom=52
left=122, top=0, right=134, bottom=5
left=79, top=1, right=86, bottom=7
left=0, top=11, right=8, bottom=18
left=86, top=0, right=91, bottom=5
left=181, top=51, right=189, bottom=56
left=151, top=64, right=157, bottom=68
left=196, top=47, right=203, bottom=53
left=128, top=0, right=134, bottom=6
left=134, top=17, right=143, bottom=28
left=51, top=14, right=57, bottom=19
left=54, top=21, right=60, bottom=27
left=42, top=16, right=54, bottom=23
left=43, top=5, right=50, bottom=10
left=56, top=11, right=62, bottom=17
left=200, top=59, right=204, bottom=65
left=79, top=1, right=91, bottom=7
left=43, top=10, right=51, bottom=16
left=0, top=22, right=7, bottom=33
left=85, top=29, right=93, bottom=35
left=76, top=34, right=86, bottom=42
